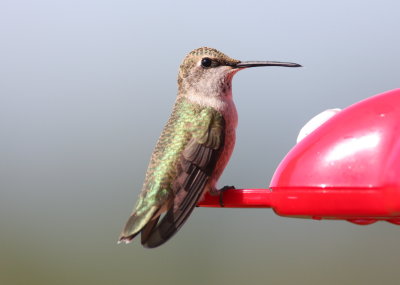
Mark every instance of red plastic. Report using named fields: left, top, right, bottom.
left=198, top=89, right=400, bottom=225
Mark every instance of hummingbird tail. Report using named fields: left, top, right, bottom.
left=140, top=206, right=196, bottom=248
left=141, top=172, right=208, bottom=248
left=118, top=207, right=158, bottom=244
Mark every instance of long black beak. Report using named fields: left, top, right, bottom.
left=234, top=61, right=302, bottom=68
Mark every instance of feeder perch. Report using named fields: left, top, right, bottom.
left=198, top=89, right=400, bottom=225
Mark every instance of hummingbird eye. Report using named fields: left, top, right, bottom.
left=201, top=57, right=212, bottom=68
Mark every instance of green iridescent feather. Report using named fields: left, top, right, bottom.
left=121, top=96, right=224, bottom=239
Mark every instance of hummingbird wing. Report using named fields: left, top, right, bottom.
left=141, top=110, right=225, bottom=248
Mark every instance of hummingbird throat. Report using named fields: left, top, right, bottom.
left=182, top=80, right=234, bottom=114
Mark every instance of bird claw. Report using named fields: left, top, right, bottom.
left=211, top=185, right=236, bottom=208
left=219, top=185, right=236, bottom=191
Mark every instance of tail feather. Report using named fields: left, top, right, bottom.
left=118, top=207, right=158, bottom=244
left=142, top=174, right=207, bottom=248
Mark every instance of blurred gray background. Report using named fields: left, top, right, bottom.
left=1, top=1, right=400, bottom=284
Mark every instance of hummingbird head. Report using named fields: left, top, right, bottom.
left=177, top=47, right=301, bottom=102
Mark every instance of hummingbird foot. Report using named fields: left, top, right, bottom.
left=210, top=185, right=236, bottom=207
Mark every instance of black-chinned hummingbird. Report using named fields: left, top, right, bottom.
left=119, top=47, right=301, bottom=248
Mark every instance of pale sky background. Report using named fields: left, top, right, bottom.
left=1, top=1, right=400, bottom=284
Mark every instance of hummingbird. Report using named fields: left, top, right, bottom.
left=118, top=47, right=301, bottom=248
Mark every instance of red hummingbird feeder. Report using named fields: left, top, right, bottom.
left=198, top=89, right=400, bottom=225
